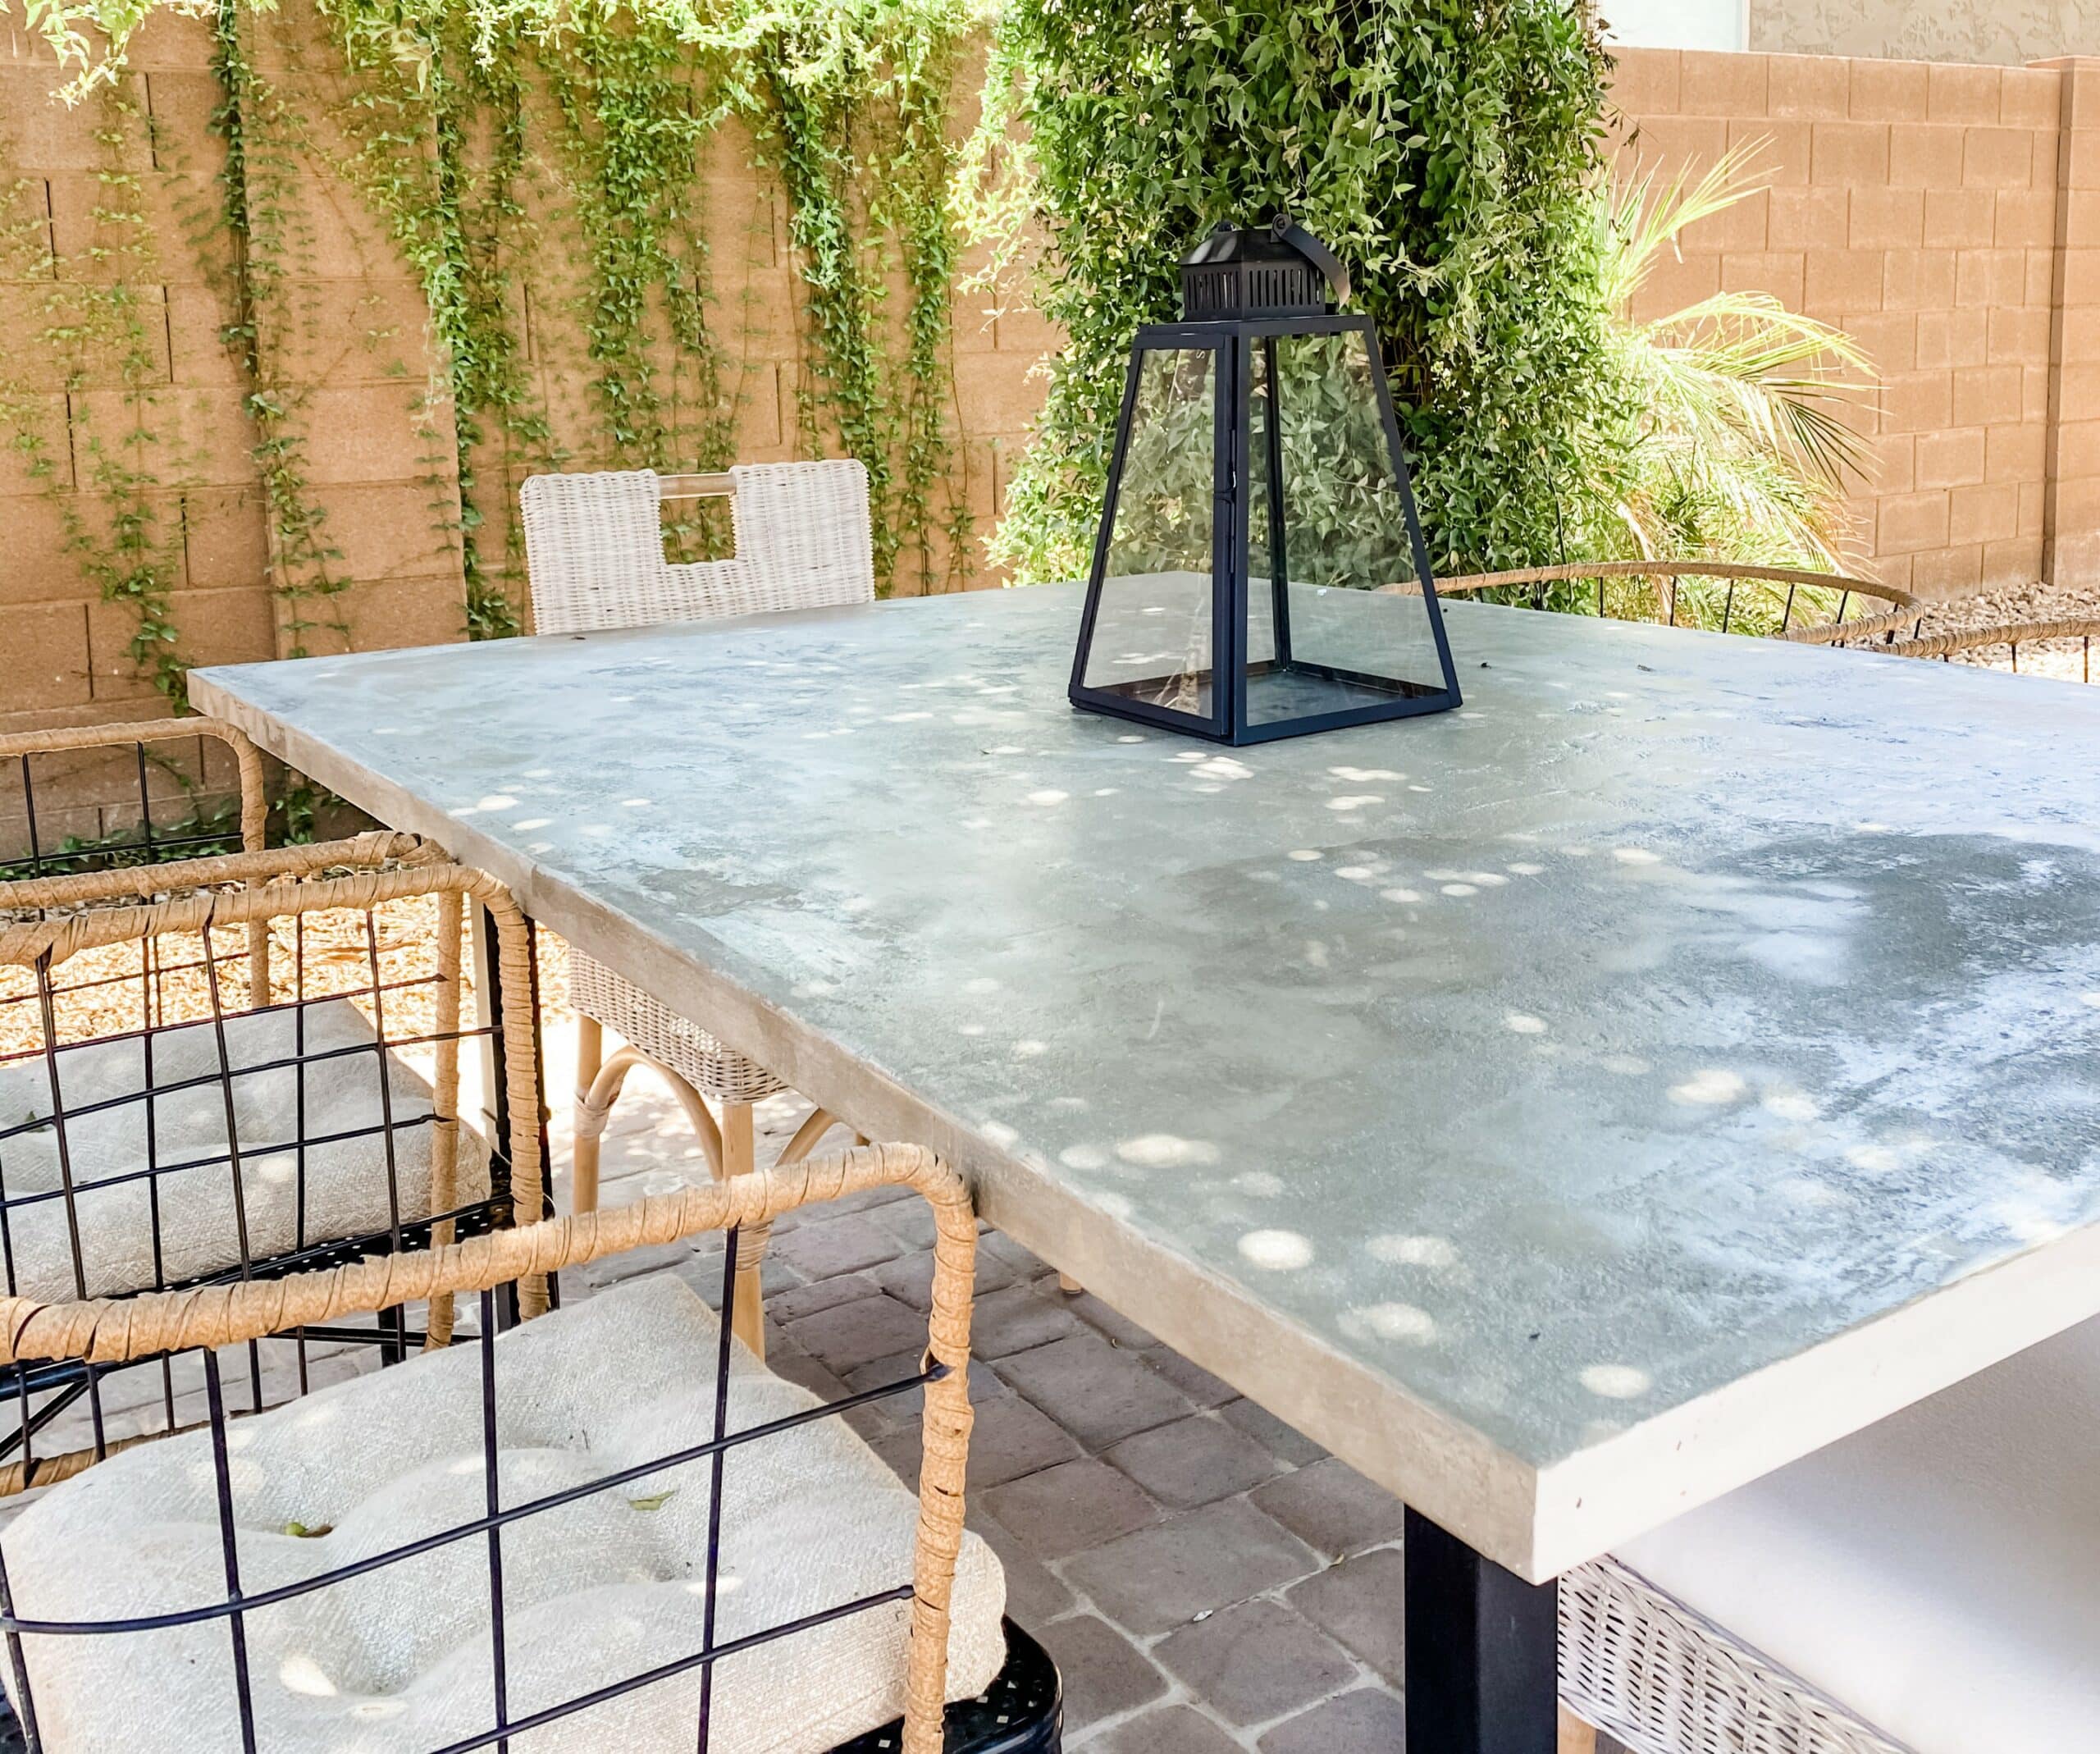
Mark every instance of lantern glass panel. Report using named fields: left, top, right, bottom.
left=1079, top=347, right=1220, bottom=724
left=1244, top=332, right=1449, bottom=727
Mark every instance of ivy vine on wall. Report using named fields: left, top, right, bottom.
left=0, top=0, right=983, bottom=698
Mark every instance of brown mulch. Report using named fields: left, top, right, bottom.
left=1, top=895, right=571, bottom=1063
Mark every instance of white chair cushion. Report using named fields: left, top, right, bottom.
left=1615, top=1313, right=2100, bottom=1754
left=1, top=1272, right=1007, bottom=1751
left=0, top=1000, right=485, bottom=1300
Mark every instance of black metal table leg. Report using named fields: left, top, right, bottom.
left=1404, top=1505, right=1559, bottom=1754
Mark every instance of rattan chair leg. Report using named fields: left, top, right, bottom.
left=721, top=1102, right=767, bottom=1359
left=1056, top=1274, right=1084, bottom=1295
left=1558, top=1704, right=1598, bottom=1754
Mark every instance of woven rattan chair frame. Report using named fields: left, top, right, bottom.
left=1879, top=616, right=2100, bottom=678
left=519, top=463, right=876, bottom=1356
left=0, top=1144, right=989, bottom=1754
left=0, top=835, right=549, bottom=1483
left=1, top=718, right=274, bottom=1007
left=1427, top=560, right=1921, bottom=646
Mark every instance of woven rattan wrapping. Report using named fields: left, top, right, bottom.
left=1559, top=1555, right=1912, bottom=1754
left=1882, top=617, right=2100, bottom=662
left=520, top=461, right=874, bottom=1108
left=568, top=948, right=787, bottom=1104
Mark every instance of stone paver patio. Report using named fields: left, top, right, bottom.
left=556, top=1016, right=1620, bottom=1753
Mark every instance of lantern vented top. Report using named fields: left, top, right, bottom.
left=1180, top=213, right=1351, bottom=322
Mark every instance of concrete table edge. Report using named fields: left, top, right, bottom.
left=190, top=621, right=2100, bottom=1585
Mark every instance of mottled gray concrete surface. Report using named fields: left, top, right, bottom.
left=194, top=587, right=2100, bottom=1574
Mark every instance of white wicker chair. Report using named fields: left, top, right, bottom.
left=520, top=462, right=876, bottom=1357
left=1559, top=1310, right=2100, bottom=1753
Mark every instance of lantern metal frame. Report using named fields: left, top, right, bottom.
left=1070, top=311, right=1463, bottom=746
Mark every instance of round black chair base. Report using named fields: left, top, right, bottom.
left=833, top=1619, right=1063, bottom=1753
left=0, top=1619, right=1061, bottom=1753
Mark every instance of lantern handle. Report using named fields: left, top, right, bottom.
left=1270, top=212, right=1352, bottom=306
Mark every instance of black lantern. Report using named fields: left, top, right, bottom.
left=1070, top=216, right=1463, bottom=744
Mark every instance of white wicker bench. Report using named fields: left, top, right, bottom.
left=1563, top=1312, right=2100, bottom=1752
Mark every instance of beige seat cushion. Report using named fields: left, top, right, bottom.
left=0, top=1000, right=486, bottom=1300
left=1, top=1273, right=1006, bottom=1752
left=1615, top=1313, right=2100, bottom=1754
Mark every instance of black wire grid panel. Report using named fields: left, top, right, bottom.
left=0, top=866, right=529, bottom=1482
left=0, top=724, right=265, bottom=884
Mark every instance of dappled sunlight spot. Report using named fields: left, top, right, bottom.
left=1853, top=821, right=1894, bottom=834
left=1380, top=887, right=1424, bottom=903
left=1762, top=1089, right=1819, bottom=1122
left=1194, top=756, right=1253, bottom=781
left=1011, top=1039, right=1048, bottom=1058
left=1239, top=1228, right=1313, bottom=1271
left=1058, top=1144, right=1109, bottom=1171
left=1025, top=790, right=1069, bottom=806
left=1094, top=1190, right=1135, bottom=1220
left=1507, top=861, right=1545, bottom=875
left=1287, top=849, right=1323, bottom=862
left=988, top=744, right=1025, bottom=756
left=980, top=1120, right=1020, bottom=1149
left=1408, top=783, right=1432, bottom=793
left=1169, top=751, right=1207, bottom=765
left=1440, top=883, right=1478, bottom=897
left=1335, top=866, right=1377, bottom=882
left=1093, top=787, right=1120, bottom=797
left=254, top=1153, right=296, bottom=1186
left=1463, top=872, right=1509, bottom=887
left=514, top=818, right=551, bottom=832
left=1843, top=1143, right=1901, bottom=1174
left=1581, top=1363, right=1651, bottom=1400
left=966, top=976, right=1000, bottom=994
left=1116, top=1133, right=1220, bottom=1168
left=1326, top=795, right=1383, bottom=811
left=2082, top=993, right=2100, bottom=1009
left=1116, top=734, right=1147, bottom=744
left=349, top=1700, right=408, bottom=1720
left=1614, top=847, right=1661, bottom=866
left=1235, top=1171, right=1284, bottom=1197
left=1367, top=1233, right=1456, bottom=1268
left=883, top=711, right=934, bottom=723
left=1328, top=765, right=1401, bottom=782
left=1504, top=1013, right=1547, bottom=1035
left=1669, top=1068, right=1746, bottom=1106
left=1342, top=1301, right=1437, bottom=1344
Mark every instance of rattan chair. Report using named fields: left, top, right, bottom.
left=520, top=463, right=876, bottom=1358
left=0, top=1132, right=1060, bottom=1752
left=1427, top=560, right=1923, bottom=646
left=0, top=834, right=544, bottom=1479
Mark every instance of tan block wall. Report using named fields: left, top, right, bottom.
left=1610, top=46, right=2100, bottom=597
left=11, top=33, right=2100, bottom=802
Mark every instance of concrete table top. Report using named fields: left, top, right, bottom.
left=192, top=586, right=2100, bottom=1582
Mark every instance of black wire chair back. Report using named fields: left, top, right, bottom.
left=0, top=835, right=540, bottom=1497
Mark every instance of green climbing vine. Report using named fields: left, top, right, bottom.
left=211, top=0, right=357, bottom=656
left=0, top=83, right=189, bottom=704
left=2, top=0, right=985, bottom=685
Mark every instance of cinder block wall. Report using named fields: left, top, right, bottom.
left=5, top=33, right=2100, bottom=803
left=1612, top=47, right=2100, bottom=600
